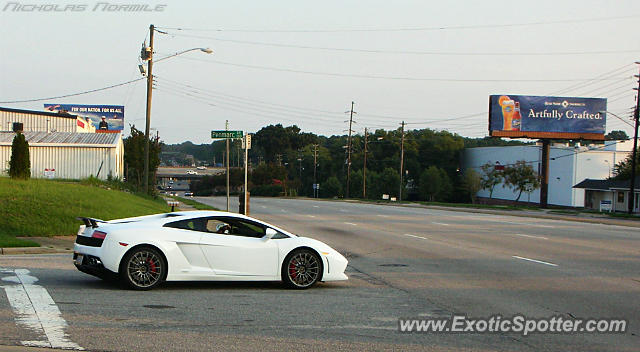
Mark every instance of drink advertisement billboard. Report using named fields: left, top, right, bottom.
left=488, top=95, right=606, bottom=140
left=44, top=104, right=124, bottom=132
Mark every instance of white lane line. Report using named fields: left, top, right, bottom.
left=307, top=215, right=316, bottom=218
left=281, top=209, right=287, bottom=213
left=377, top=214, right=389, bottom=218
left=431, top=222, right=450, bottom=226
left=403, top=234, right=429, bottom=240
left=313, top=205, right=319, bottom=208
left=260, top=205, right=266, bottom=208
left=513, top=233, right=548, bottom=240
left=512, top=256, right=558, bottom=267
left=344, top=222, right=358, bottom=226
left=339, top=209, right=348, bottom=213
left=1, top=268, right=83, bottom=350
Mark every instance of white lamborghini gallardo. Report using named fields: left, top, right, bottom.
left=73, top=211, right=348, bottom=290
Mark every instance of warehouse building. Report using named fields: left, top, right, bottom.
left=462, top=140, right=633, bottom=208
left=0, top=131, right=123, bottom=180
left=1, top=106, right=95, bottom=133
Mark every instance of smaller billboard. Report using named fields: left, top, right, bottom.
left=489, top=95, right=606, bottom=140
left=44, top=104, right=124, bottom=132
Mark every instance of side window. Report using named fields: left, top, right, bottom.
left=164, top=218, right=208, bottom=232
left=206, top=219, right=232, bottom=234
left=214, top=218, right=266, bottom=238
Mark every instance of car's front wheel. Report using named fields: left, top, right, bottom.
left=120, top=246, right=165, bottom=290
left=282, top=249, right=322, bottom=289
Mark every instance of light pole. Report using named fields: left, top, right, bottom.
left=140, top=23, right=212, bottom=194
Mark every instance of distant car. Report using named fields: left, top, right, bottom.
left=73, top=211, right=348, bottom=290
left=184, top=192, right=193, bottom=197
left=186, top=170, right=197, bottom=175
left=196, top=166, right=206, bottom=170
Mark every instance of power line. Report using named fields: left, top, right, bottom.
left=170, top=55, right=631, bottom=83
left=0, top=78, right=144, bottom=104
left=155, top=14, right=640, bottom=33
left=160, top=31, right=639, bottom=56
left=153, top=79, right=344, bottom=124
left=154, top=75, right=343, bottom=115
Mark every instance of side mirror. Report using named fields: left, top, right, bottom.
left=265, top=228, right=277, bottom=240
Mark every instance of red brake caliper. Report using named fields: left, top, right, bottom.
left=148, top=259, right=157, bottom=274
left=289, top=261, right=298, bottom=279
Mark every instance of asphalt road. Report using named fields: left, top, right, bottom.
left=1, top=197, right=639, bottom=351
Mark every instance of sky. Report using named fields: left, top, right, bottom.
left=0, top=0, right=639, bottom=144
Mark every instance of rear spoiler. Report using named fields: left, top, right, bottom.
left=76, top=217, right=106, bottom=229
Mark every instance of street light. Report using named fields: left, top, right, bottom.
left=141, top=24, right=212, bottom=194
left=155, top=47, right=213, bottom=63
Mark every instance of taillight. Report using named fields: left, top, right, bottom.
left=92, top=231, right=107, bottom=239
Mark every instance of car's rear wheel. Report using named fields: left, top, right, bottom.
left=282, top=249, right=322, bottom=289
left=120, top=246, right=165, bottom=290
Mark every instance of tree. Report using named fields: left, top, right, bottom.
left=123, top=125, right=162, bottom=192
left=612, top=148, right=640, bottom=180
left=480, top=162, right=503, bottom=198
left=419, top=166, right=452, bottom=201
left=503, top=160, right=540, bottom=202
left=461, top=169, right=482, bottom=203
left=322, top=176, right=342, bottom=198
left=9, top=133, right=30, bottom=179
left=605, top=130, right=629, bottom=141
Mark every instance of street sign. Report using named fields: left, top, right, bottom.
left=211, top=130, right=243, bottom=139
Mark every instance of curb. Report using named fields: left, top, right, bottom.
left=0, top=247, right=71, bottom=255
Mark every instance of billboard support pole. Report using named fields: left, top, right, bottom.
left=540, top=140, right=550, bottom=208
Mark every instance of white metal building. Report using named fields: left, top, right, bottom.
left=0, top=131, right=123, bottom=180
left=462, top=140, right=633, bottom=207
left=1, top=106, right=95, bottom=133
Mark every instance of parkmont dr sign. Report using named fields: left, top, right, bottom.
left=489, top=95, right=607, bottom=140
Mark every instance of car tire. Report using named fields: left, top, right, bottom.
left=282, top=249, right=322, bottom=289
left=120, top=246, right=166, bottom=290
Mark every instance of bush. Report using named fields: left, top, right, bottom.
left=250, top=184, right=283, bottom=197
left=9, top=133, right=30, bottom=179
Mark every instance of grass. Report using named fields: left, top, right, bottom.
left=169, top=195, right=219, bottom=210
left=0, top=177, right=170, bottom=247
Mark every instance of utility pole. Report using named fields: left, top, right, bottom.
left=363, top=127, right=368, bottom=199
left=313, top=144, right=319, bottom=198
left=243, top=133, right=249, bottom=215
left=143, top=24, right=155, bottom=194
left=346, top=101, right=355, bottom=198
left=399, top=121, right=405, bottom=202
left=225, top=120, right=230, bottom=212
left=629, top=61, right=640, bottom=214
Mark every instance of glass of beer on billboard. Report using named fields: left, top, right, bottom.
left=498, top=95, right=516, bottom=131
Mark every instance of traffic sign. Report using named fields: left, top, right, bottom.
left=211, top=130, right=243, bottom=139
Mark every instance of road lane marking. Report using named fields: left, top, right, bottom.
left=260, top=205, right=266, bottom=208
left=377, top=214, right=389, bottom=218
left=281, top=209, right=287, bottom=213
left=344, top=222, right=358, bottom=226
left=0, top=268, right=82, bottom=350
left=403, top=234, right=429, bottom=240
left=513, top=233, right=548, bottom=240
left=431, top=222, right=450, bottom=226
left=512, top=256, right=558, bottom=267
left=339, top=209, right=348, bottom=212
left=313, top=205, right=319, bottom=208
left=307, top=215, right=316, bottom=218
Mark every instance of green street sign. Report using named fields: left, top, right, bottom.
left=211, top=130, right=243, bottom=139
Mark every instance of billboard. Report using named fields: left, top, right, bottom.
left=44, top=104, right=124, bottom=132
left=489, top=95, right=606, bottom=140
